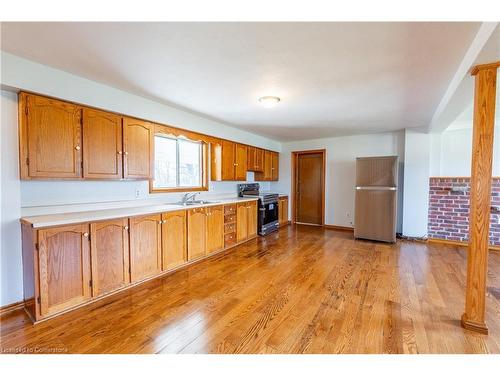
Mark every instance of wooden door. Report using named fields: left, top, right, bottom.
left=271, top=152, right=279, bottom=181
left=123, top=117, right=153, bottom=179
left=235, top=144, right=247, bottom=180
left=38, top=224, right=91, bottom=317
left=246, top=201, right=258, bottom=238
left=236, top=203, right=248, bottom=242
left=129, top=214, right=162, bottom=282
left=90, top=218, right=129, bottom=296
left=187, top=208, right=207, bottom=260
left=221, top=140, right=236, bottom=180
left=162, top=211, right=187, bottom=271
left=206, top=205, right=224, bottom=254
left=295, top=152, right=324, bottom=225
left=22, top=93, right=82, bottom=179
left=82, top=108, right=123, bottom=179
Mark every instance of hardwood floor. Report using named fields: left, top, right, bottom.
left=2, top=225, right=500, bottom=354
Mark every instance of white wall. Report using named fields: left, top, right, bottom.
left=0, top=52, right=282, bottom=306
left=271, top=131, right=406, bottom=232
left=431, top=125, right=500, bottom=177
left=0, top=90, right=23, bottom=306
left=402, top=129, right=431, bottom=238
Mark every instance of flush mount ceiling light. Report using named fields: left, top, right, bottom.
left=258, top=96, right=281, bottom=108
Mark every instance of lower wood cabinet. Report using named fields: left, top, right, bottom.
left=161, top=210, right=187, bottom=271
left=236, top=202, right=248, bottom=242
left=37, top=223, right=92, bottom=318
left=279, top=196, right=289, bottom=226
left=21, top=200, right=259, bottom=322
left=90, top=218, right=130, bottom=297
left=206, top=205, right=224, bottom=254
left=129, top=214, right=162, bottom=282
left=187, top=207, right=207, bottom=260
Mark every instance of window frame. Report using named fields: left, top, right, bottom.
left=150, top=127, right=208, bottom=193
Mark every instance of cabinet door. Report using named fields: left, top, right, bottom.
left=278, top=199, right=284, bottom=225
left=236, top=203, right=248, bottom=242
left=264, top=151, right=273, bottom=180
left=162, top=211, right=187, bottom=271
left=247, top=147, right=256, bottom=171
left=221, top=140, right=235, bottom=180
left=38, top=224, right=91, bottom=317
left=206, top=205, right=224, bottom=254
left=129, top=214, right=162, bottom=282
left=123, top=117, right=153, bottom=179
left=255, top=148, right=264, bottom=172
left=279, top=197, right=288, bottom=225
left=247, top=201, right=258, bottom=238
left=23, top=93, right=82, bottom=179
left=235, top=144, right=247, bottom=180
left=82, top=108, right=123, bottom=179
left=271, top=152, right=279, bottom=181
left=187, top=208, right=207, bottom=260
left=90, top=218, right=129, bottom=296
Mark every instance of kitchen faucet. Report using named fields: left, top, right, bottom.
left=181, top=192, right=199, bottom=204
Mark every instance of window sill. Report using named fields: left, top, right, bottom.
left=149, top=186, right=209, bottom=194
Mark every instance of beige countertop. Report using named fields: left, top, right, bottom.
left=21, top=196, right=259, bottom=228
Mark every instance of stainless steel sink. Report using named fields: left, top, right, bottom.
left=167, top=200, right=220, bottom=206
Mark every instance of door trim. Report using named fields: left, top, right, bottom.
left=291, top=149, right=326, bottom=226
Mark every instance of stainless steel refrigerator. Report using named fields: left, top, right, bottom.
left=354, top=156, right=398, bottom=243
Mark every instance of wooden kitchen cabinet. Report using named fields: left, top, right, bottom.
left=279, top=196, right=289, bottom=226
left=236, top=202, right=248, bottom=242
left=19, top=93, right=82, bottom=179
left=161, top=210, right=187, bottom=271
left=82, top=108, right=123, bottom=179
left=90, top=218, right=130, bottom=297
left=37, top=223, right=92, bottom=318
left=235, top=143, right=248, bottom=180
left=129, top=214, right=162, bottom=282
left=255, top=151, right=279, bottom=181
left=187, top=207, right=207, bottom=260
left=247, top=147, right=264, bottom=172
left=221, top=140, right=236, bottom=180
left=206, top=205, right=224, bottom=254
left=123, top=117, right=154, bottom=179
left=271, top=152, right=279, bottom=181
left=246, top=200, right=258, bottom=238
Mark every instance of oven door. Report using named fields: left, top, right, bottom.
left=262, top=201, right=279, bottom=225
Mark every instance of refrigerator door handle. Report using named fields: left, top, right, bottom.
left=355, top=186, right=397, bottom=191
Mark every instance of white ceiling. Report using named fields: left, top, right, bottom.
left=0, top=22, right=482, bottom=141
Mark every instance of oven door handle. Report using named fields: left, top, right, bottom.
left=259, top=208, right=266, bottom=211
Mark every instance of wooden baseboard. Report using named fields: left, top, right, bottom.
left=428, top=237, right=500, bottom=251
left=323, top=224, right=354, bottom=232
left=0, top=300, right=25, bottom=316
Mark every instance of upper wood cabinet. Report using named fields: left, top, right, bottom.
left=255, top=150, right=279, bottom=181
left=206, top=205, right=224, bottom=254
left=161, top=210, right=187, bottom=271
left=90, top=218, right=130, bottom=297
left=187, top=208, right=207, bottom=260
left=123, top=117, right=154, bottom=179
left=129, top=214, right=162, bottom=282
left=20, top=93, right=82, bottom=179
left=211, top=140, right=249, bottom=181
left=82, top=108, right=123, bottom=179
left=247, top=147, right=264, bottom=172
left=235, top=144, right=248, bottom=181
left=37, top=223, right=91, bottom=318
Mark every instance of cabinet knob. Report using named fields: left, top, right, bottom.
left=83, top=232, right=89, bottom=238
left=124, top=151, right=129, bottom=155
left=118, top=151, right=123, bottom=155
left=158, top=220, right=162, bottom=224
left=75, top=145, right=81, bottom=151
left=124, top=226, right=129, bottom=230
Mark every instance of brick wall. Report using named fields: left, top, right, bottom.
left=428, top=177, right=500, bottom=246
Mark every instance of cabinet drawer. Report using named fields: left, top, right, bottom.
left=224, top=233, right=236, bottom=247
left=224, top=214, right=236, bottom=224
left=224, top=204, right=236, bottom=215
left=225, top=222, right=236, bottom=234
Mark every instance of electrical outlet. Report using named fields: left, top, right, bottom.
left=135, top=189, right=140, bottom=199
left=346, top=212, right=351, bottom=218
